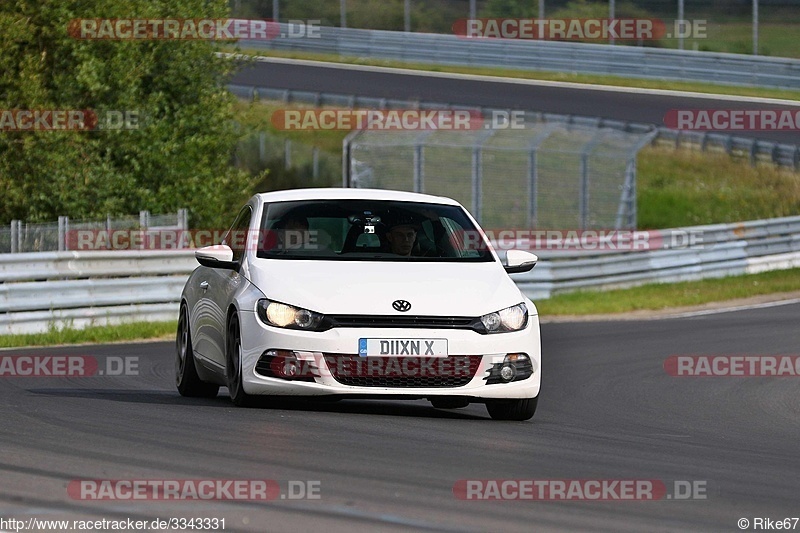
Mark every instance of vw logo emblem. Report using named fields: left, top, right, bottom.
left=392, top=299, right=411, bottom=312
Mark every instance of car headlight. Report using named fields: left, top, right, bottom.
left=256, top=299, right=323, bottom=330
left=480, top=303, right=528, bottom=333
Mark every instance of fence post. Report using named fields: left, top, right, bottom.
left=342, top=130, right=363, bottom=187
left=471, top=146, right=482, bottom=223
left=58, top=216, right=66, bottom=251
left=579, top=150, right=589, bottom=229
left=10, top=220, right=18, bottom=254
left=284, top=138, right=292, bottom=170
left=178, top=208, right=188, bottom=230
left=64, top=216, right=70, bottom=251
left=312, top=146, right=320, bottom=180
left=615, top=159, right=636, bottom=230
left=528, top=149, right=538, bottom=228
left=413, top=143, right=424, bottom=193
left=527, top=125, right=557, bottom=229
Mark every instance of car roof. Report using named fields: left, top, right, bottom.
left=254, top=188, right=461, bottom=206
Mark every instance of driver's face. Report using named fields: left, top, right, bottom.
left=387, top=226, right=416, bottom=256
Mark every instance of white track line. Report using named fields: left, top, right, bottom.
left=665, top=297, right=800, bottom=319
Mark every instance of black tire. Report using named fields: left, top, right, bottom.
left=176, top=305, right=219, bottom=398
left=226, top=315, right=254, bottom=407
left=430, top=397, right=470, bottom=409
left=486, top=396, right=538, bottom=421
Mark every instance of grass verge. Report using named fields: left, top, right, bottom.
left=536, top=268, right=800, bottom=316
left=0, top=321, right=177, bottom=349
left=229, top=47, right=800, bottom=102
left=637, top=146, right=800, bottom=228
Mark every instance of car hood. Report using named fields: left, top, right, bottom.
left=246, top=259, right=525, bottom=317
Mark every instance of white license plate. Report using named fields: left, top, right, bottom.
left=358, top=338, right=448, bottom=357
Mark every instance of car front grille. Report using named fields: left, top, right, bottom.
left=321, top=315, right=479, bottom=331
left=323, top=354, right=482, bottom=388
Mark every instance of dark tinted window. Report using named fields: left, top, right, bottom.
left=257, top=200, right=493, bottom=262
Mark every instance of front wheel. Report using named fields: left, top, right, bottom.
left=226, top=315, right=254, bottom=407
left=176, top=305, right=219, bottom=398
left=486, top=396, right=538, bottom=421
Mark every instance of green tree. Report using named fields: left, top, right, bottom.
left=481, top=0, right=538, bottom=18
left=0, top=0, right=260, bottom=227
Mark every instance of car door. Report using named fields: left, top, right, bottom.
left=199, top=206, right=253, bottom=368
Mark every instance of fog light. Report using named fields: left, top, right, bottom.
left=254, top=349, right=316, bottom=382
left=485, top=352, right=534, bottom=385
left=279, top=356, right=299, bottom=378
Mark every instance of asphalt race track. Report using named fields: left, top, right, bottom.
left=231, top=59, right=800, bottom=145
left=1, top=303, right=798, bottom=532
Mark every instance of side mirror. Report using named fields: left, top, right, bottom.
left=504, top=250, right=538, bottom=274
left=195, top=244, right=238, bottom=270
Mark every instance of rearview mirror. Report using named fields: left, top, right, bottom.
left=504, top=250, right=538, bottom=274
left=195, top=244, right=238, bottom=270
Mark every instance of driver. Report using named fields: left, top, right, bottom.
left=386, top=218, right=419, bottom=256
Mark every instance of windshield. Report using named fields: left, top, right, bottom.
left=256, top=199, right=494, bottom=262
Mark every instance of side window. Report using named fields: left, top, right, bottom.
left=223, top=206, right=253, bottom=263
left=441, top=217, right=481, bottom=258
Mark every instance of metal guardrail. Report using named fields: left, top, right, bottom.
left=1, top=216, right=799, bottom=334
left=505, top=216, right=800, bottom=299
left=239, top=24, right=800, bottom=90
left=229, top=84, right=800, bottom=171
left=0, top=251, right=196, bottom=334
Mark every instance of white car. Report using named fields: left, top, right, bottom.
left=176, top=188, right=541, bottom=420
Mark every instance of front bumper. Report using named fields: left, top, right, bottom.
left=237, top=309, right=541, bottom=400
